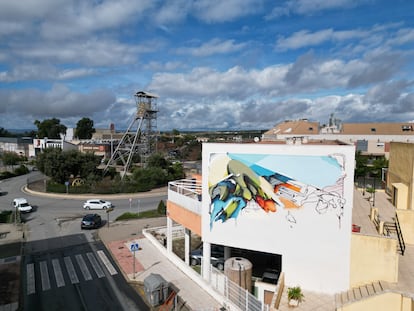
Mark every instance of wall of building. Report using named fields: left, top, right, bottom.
left=337, top=292, right=412, bottom=311
left=202, top=143, right=355, bottom=294
left=349, top=234, right=399, bottom=286
left=167, top=201, right=202, bottom=236
left=388, top=143, right=414, bottom=210
left=397, top=210, right=414, bottom=245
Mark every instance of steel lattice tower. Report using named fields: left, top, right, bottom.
left=104, top=91, right=158, bottom=179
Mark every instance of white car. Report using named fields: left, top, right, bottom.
left=83, top=199, right=113, bottom=210
left=13, top=198, right=33, bottom=213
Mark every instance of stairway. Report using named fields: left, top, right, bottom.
left=335, top=281, right=390, bottom=308
left=384, top=216, right=406, bottom=255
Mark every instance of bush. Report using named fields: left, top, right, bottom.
left=157, top=200, right=166, bottom=215
left=0, top=211, right=13, bottom=223
left=0, top=171, right=17, bottom=180
left=14, top=164, right=29, bottom=175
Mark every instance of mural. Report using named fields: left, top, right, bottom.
left=208, top=152, right=347, bottom=230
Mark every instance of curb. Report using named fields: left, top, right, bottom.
left=23, top=186, right=168, bottom=200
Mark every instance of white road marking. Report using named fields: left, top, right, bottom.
left=52, top=259, right=65, bottom=288
left=39, top=261, right=51, bottom=291
left=75, top=254, right=92, bottom=281
left=86, top=252, right=105, bottom=278
left=27, top=263, right=35, bottom=295
left=64, top=256, right=79, bottom=284
left=97, top=250, right=117, bottom=276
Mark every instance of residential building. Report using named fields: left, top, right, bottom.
left=160, top=140, right=412, bottom=310
left=262, top=119, right=414, bottom=159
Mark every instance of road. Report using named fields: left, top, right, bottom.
left=0, top=172, right=167, bottom=310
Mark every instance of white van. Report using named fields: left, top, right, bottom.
left=13, top=198, right=33, bottom=213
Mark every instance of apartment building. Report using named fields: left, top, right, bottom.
left=262, top=119, right=414, bottom=159
left=163, top=140, right=413, bottom=310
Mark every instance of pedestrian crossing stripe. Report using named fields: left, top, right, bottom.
left=26, top=251, right=118, bottom=295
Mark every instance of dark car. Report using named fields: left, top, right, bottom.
left=190, top=244, right=225, bottom=270
left=81, top=214, right=102, bottom=229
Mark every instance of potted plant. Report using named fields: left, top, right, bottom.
left=288, top=286, right=304, bottom=307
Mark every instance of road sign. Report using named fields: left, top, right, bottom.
left=130, top=243, right=139, bottom=252
left=106, top=207, right=114, bottom=213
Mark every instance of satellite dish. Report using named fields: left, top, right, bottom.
left=254, top=137, right=260, bottom=143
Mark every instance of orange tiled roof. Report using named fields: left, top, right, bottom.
left=264, top=119, right=320, bottom=136
left=341, top=123, right=414, bottom=135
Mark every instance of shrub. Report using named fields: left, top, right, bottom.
left=157, top=200, right=166, bottom=215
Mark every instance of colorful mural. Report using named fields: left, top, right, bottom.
left=208, top=152, right=347, bottom=230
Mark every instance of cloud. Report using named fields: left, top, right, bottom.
left=192, top=0, right=263, bottom=23
left=0, top=84, right=116, bottom=128
left=276, top=28, right=368, bottom=51
left=267, top=0, right=368, bottom=18
left=176, top=38, right=247, bottom=57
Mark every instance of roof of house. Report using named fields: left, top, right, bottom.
left=341, top=123, right=414, bottom=135
left=263, top=119, right=320, bottom=136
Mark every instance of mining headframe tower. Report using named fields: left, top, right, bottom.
left=104, top=91, right=158, bottom=179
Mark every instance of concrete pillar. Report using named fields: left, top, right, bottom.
left=167, top=217, right=173, bottom=253
left=370, top=207, right=378, bottom=221
left=378, top=221, right=384, bottom=235
left=202, top=241, right=211, bottom=282
left=224, top=245, right=231, bottom=260
left=184, top=228, right=191, bottom=265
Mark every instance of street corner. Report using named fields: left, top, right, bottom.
left=107, top=240, right=144, bottom=277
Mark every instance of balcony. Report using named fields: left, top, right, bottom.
left=168, top=179, right=202, bottom=215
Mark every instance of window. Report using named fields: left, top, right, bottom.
left=371, top=128, right=376, bottom=132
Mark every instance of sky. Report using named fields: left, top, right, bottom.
left=1, top=0, right=414, bottom=132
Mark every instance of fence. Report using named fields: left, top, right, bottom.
left=209, top=265, right=268, bottom=311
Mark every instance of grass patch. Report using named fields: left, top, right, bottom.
left=115, top=209, right=165, bottom=221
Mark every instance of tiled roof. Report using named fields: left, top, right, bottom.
left=264, top=119, right=320, bottom=136
left=341, top=123, right=414, bottom=135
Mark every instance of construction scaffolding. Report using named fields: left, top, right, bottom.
left=104, top=91, right=158, bottom=179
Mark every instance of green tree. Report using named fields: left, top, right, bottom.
left=36, top=148, right=100, bottom=183
left=355, top=150, right=369, bottom=178
left=75, top=117, right=96, bottom=139
left=0, top=127, right=13, bottom=137
left=147, top=153, right=169, bottom=169
left=34, top=118, right=67, bottom=139
left=2, top=151, right=25, bottom=171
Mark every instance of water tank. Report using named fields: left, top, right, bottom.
left=224, top=257, right=252, bottom=293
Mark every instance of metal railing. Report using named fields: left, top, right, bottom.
left=394, top=214, right=406, bottom=255
left=209, top=266, right=268, bottom=311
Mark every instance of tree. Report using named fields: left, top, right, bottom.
left=1, top=151, right=25, bottom=169
left=355, top=151, right=368, bottom=178
left=75, top=117, right=96, bottom=139
left=0, top=128, right=13, bottom=137
left=34, top=118, right=67, bottom=139
left=36, top=148, right=100, bottom=183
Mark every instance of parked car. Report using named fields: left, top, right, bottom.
left=83, top=199, right=112, bottom=210
left=81, top=214, right=102, bottom=229
left=190, top=244, right=225, bottom=270
left=12, top=198, right=33, bottom=213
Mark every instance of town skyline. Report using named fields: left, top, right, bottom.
left=0, top=0, right=413, bottom=131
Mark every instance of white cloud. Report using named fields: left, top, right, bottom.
left=176, top=38, right=247, bottom=57
left=267, top=0, right=368, bottom=18
left=276, top=28, right=369, bottom=51
left=192, top=0, right=263, bottom=23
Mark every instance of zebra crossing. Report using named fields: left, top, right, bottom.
left=26, top=250, right=118, bottom=295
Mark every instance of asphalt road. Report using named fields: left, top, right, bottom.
left=0, top=172, right=167, bottom=310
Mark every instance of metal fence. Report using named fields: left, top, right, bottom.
left=209, top=266, right=268, bottom=311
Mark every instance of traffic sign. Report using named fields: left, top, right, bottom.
left=130, top=243, right=139, bottom=252
left=106, top=207, right=114, bottom=213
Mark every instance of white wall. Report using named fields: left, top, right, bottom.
left=202, top=143, right=355, bottom=294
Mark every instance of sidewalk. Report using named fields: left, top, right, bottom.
left=98, top=218, right=223, bottom=310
